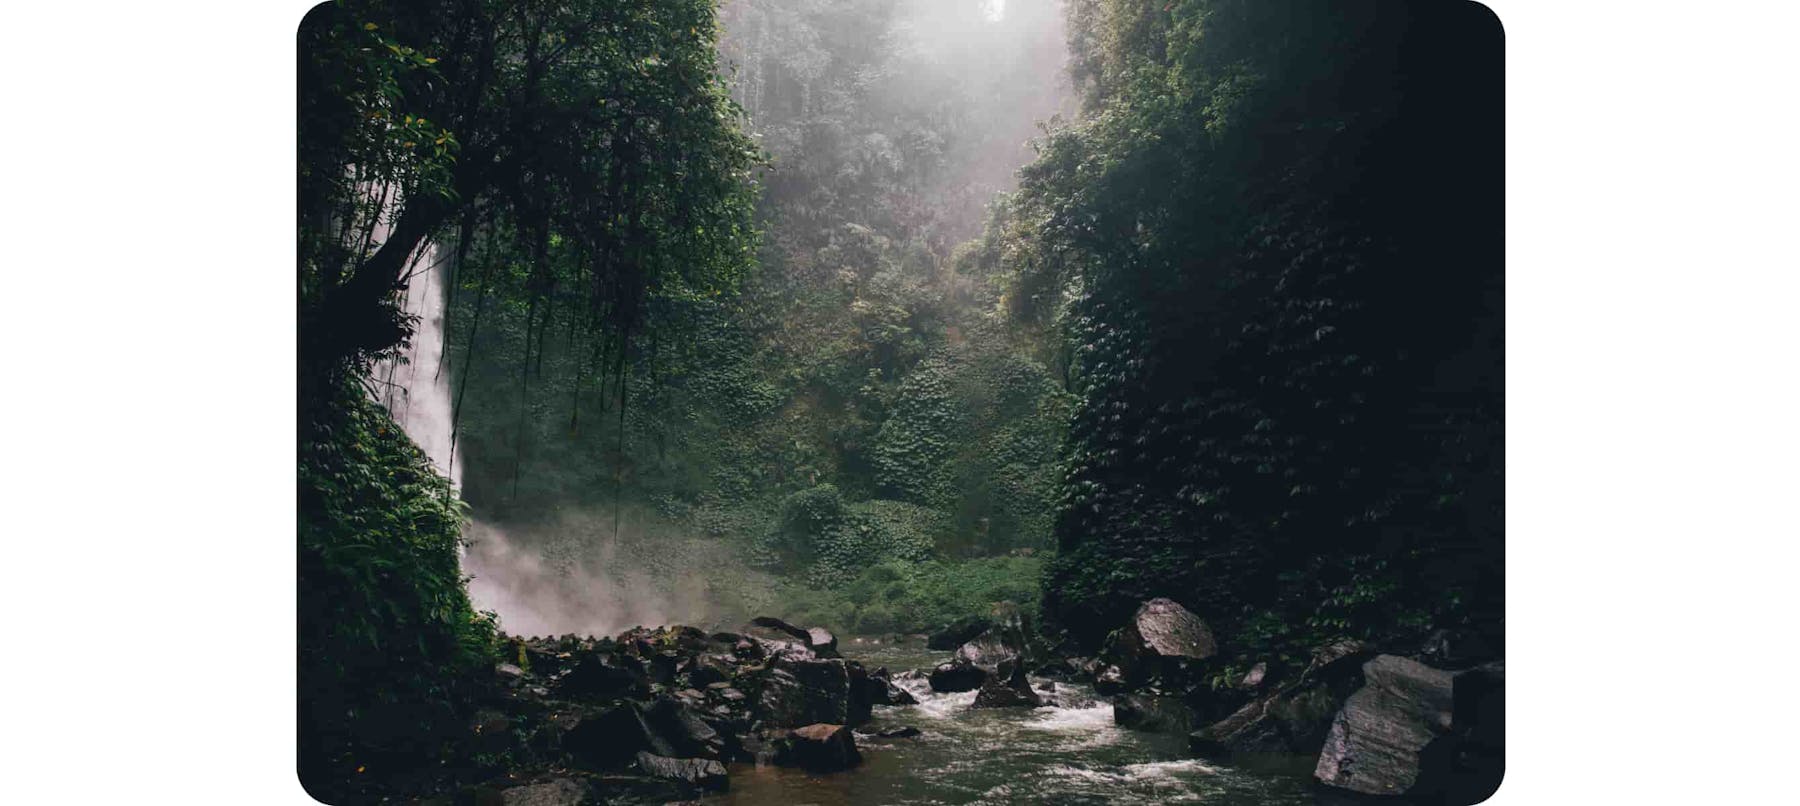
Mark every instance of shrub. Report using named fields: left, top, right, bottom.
left=298, top=380, right=496, bottom=788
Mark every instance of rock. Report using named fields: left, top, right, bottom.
left=1037, top=681, right=1057, bottom=693
left=953, top=602, right=1037, bottom=673
left=1445, top=661, right=1505, bottom=804
left=778, top=724, right=862, bottom=772
left=1314, top=655, right=1456, bottom=797
left=1092, top=663, right=1129, bottom=696
left=562, top=701, right=673, bottom=768
left=972, top=658, right=1045, bottom=709
left=496, top=662, right=527, bottom=682
left=751, top=615, right=810, bottom=642
left=645, top=697, right=724, bottom=759
left=1113, top=692, right=1194, bottom=733
left=1417, top=628, right=1501, bottom=669
left=862, top=667, right=919, bottom=706
left=807, top=627, right=840, bottom=658
left=1189, top=641, right=1376, bottom=759
left=927, top=658, right=988, bottom=693
left=1195, top=642, right=1373, bottom=755
left=750, top=616, right=840, bottom=658
left=470, top=709, right=513, bottom=755
left=633, top=752, right=729, bottom=792
left=1238, top=662, right=1268, bottom=690
left=687, top=654, right=732, bottom=687
left=754, top=657, right=871, bottom=728
left=873, top=726, right=921, bottom=739
left=585, top=773, right=702, bottom=805
left=474, top=778, right=589, bottom=806
left=1304, top=638, right=1375, bottom=680
left=927, top=615, right=994, bottom=650
left=971, top=679, right=1043, bottom=708
left=555, top=653, right=649, bottom=700
left=1095, top=598, right=1217, bottom=693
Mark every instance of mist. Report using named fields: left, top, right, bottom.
left=392, top=0, right=1077, bottom=640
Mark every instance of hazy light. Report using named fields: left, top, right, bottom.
left=982, top=0, right=1005, bottom=23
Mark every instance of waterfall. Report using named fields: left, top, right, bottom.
left=359, top=185, right=732, bottom=637
left=376, top=241, right=459, bottom=490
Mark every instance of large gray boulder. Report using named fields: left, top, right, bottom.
left=1314, top=654, right=1456, bottom=796
left=1093, top=598, right=1216, bottom=693
left=953, top=602, right=1037, bottom=673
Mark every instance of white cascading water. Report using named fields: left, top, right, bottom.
left=369, top=217, right=702, bottom=638
left=374, top=241, right=459, bottom=488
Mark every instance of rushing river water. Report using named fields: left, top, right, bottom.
left=706, top=639, right=1322, bottom=805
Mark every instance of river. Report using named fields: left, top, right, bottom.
left=706, top=638, right=1322, bottom=805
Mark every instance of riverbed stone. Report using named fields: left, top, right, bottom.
left=777, top=723, right=862, bottom=771
left=473, top=778, right=589, bottom=806
left=633, top=752, right=728, bottom=792
left=753, top=657, right=871, bottom=727
left=562, top=701, right=674, bottom=769
left=928, top=658, right=988, bottom=693
left=1094, top=598, right=1216, bottom=693
left=1313, top=654, right=1456, bottom=796
left=972, top=659, right=1045, bottom=709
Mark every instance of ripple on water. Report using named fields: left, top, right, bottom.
left=707, top=642, right=1319, bottom=806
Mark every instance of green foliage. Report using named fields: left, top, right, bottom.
left=775, top=555, right=1047, bottom=635
left=995, top=0, right=1505, bottom=657
left=441, top=0, right=1076, bottom=616
left=298, top=378, right=496, bottom=784
left=299, top=0, right=762, bottom=383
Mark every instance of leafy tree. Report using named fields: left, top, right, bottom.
left=987, top=0, right=1505, bottom=656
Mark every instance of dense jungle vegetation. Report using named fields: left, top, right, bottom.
left=298, top=0, right=1501, bottom=799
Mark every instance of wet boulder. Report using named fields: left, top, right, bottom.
left=927, top=615, right=993, bottom=650
left=862, top=667, right=919, bottom=706
left=753, top=657, right=872, bottom=728
left=1094, top=598, right=1217, bottom=693
left=1238, top=662, right=1269, bottom=691
left=1113, top=692, right=1195, bottom=734
left=686, top=653, right=733, bottom=688
left=1189, top=640, right=1374, bottom=758
left=1314, top=655, right=1457, bottom=797
left=644, top=697, right=724, bottom=759
left=776, top=724, right=862, bottom=772
left=807, top=627, right=840, bottom=658
left=750, top=616, right=840, bottom=658
left=873, top=726, right=921, bottom=739
left=632, top=752, right=729, bottom=792
left=554, top=653, right=649, bottom=701
left=971, top=659, right=1045, bottom=709
left=953, top=602, right=1038, bottom=673
left=927, top=658, right=988, bottom=693
left=561, top=701, right=675, bottom=769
